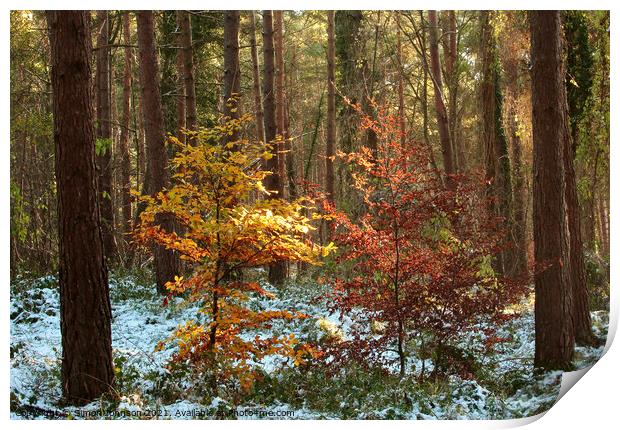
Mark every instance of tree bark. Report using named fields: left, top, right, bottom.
left=427, top=11, right=455, bottom=183
left=47, top=10, right=114, bottom=405
left=223, top=11, right=241, bottom=145
left=249, top=11, right=266, bottom=143
left=136, top=11, right=180, bottom=293
left=530, top=10, right=574, bottom=370
left=95, top=11, right=117, bottom=262
left=175, top=12, right=186, bottom=141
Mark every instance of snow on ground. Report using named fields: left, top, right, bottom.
left=10, top=274, right=607, bottom=420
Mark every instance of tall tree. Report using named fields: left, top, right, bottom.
left=480, top=11, right=514, bottom=276
left=530, top=10, right=574, bottom=370
left=178, top=11, right=197, bottom=134
left=395, top=12, right=406, bottom=148
left=427, top=10, right=455, bottom=182
left=46, top=10, right=114, bottom=404
left=223, top=11, right=241, bottom=144
left=95, top=10, right=117, bottom=261
left=119, top=11, right=133, bottom=246
left=262, top=10, right=286, bottom=285
left=175, top=12, right=186, bottom=141
left=136, top=11, right=180, bottom=293
left=326, top=10, right=336, bottom=206
left=248, top=11, right=265, bottom=143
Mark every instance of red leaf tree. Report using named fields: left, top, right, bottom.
left=324, top=107, right=528, bottom=379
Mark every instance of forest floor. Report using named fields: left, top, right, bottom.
left=10, top=272, right=608, bottom=420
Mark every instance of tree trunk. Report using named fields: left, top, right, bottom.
left=427, top=11, right=455, bottom=183
left=95, top=11, right=117, bottom=262
left=249, top=11, right=266, bottom=143
left=326, top=10, right=336, bottom=205
left=223, top=11, right=241, bottom=145
left=530, top=10, right=574, bottom=370
left=47, top=10, right=114, bottom=405
left=119, top=12, right=133, bottom=246
left=262, top=10, right=287, bottom=285
left=136, top=11, right=180, bottom=293
left=178, top=11, right=197, bottom=134
left=175, top=12, right=186, bottom=141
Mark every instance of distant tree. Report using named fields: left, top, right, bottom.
left=46, top=10, right=114, bottom=404
left=223, top=11, right=241, bottom=144
left=178, top=10, right=197, bottom=134
left=326, top=10, right=336, bottom=208
left=248, top=11, right=265, bottom=143
left=119, top=11, right=133, bottom=249
left=136, top=11, right=180, bottom=293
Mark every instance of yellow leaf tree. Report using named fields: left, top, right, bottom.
left=134, top=115, right=332, bottom=393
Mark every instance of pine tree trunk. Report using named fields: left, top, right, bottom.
left=136, top=11, right=180, bottom=293
left=326, top=10, right=336, bottom=205
left=178, top=11, right=197, bottom=134
left=95, top=11, right=117, bottom=262
left=530, top=10, right=574, bottom=370
left=396, top=12, right=406, bottom=148
left=274, top=11, right=287, bottom=198
left=47, top=10, right=115, bottom=405
left=249, top=11, right=266, bottom=143
left=175, top=12, right=186, bottom=141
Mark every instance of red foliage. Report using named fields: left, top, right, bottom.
left=321, top=107, right=529, bottom=378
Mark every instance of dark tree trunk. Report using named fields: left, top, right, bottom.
left=178, top=11, right=197, bottom=134
left=136, top=11, right=180, bottom=293
left=223, top=11, right=241, bottom=144
left=530, top=10, right=574, bottom=370
left=262, top=10, right=287, bottom=285
left=427, top=11, right=455, bottom=183
left=326, top=10, right=336, bottom=205
left=249, top=11, right=266, bottom=143
left=95, top=11, right=117, bottom=262
left=119, top=12, right=133, bottom=246
left=46, top=10, right=114, bottom=405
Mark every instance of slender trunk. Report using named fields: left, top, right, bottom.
left=530, top=10, right=574, bottom=370
left=136, top=11, right=180, bottom=293
left=262, top=10, right=287, bottom=285
left=427, top=11, right=455, bottom=183
left=274, top=11, right=287, bottom=198
left=326, top=11, right=336, bottom=204
left=175, top=12, right=186, bottom=141
left=120, top=12, right=133, bottom=244
left=95, top=11, right=117, bottom=262
left=47, top=10, right=114, bottom=405
left=396, top=12, right=406, bottom=148
left=249, top=11, right=266, bottom=143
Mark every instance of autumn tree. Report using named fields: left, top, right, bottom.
left=46, top=10, right=114, bottom=404
left=136, top=10, right=180, bottom=293
left=530, top=10, right=574, bottom=370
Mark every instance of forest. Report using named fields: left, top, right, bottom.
left=9, top=10, right=610, bottom=420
